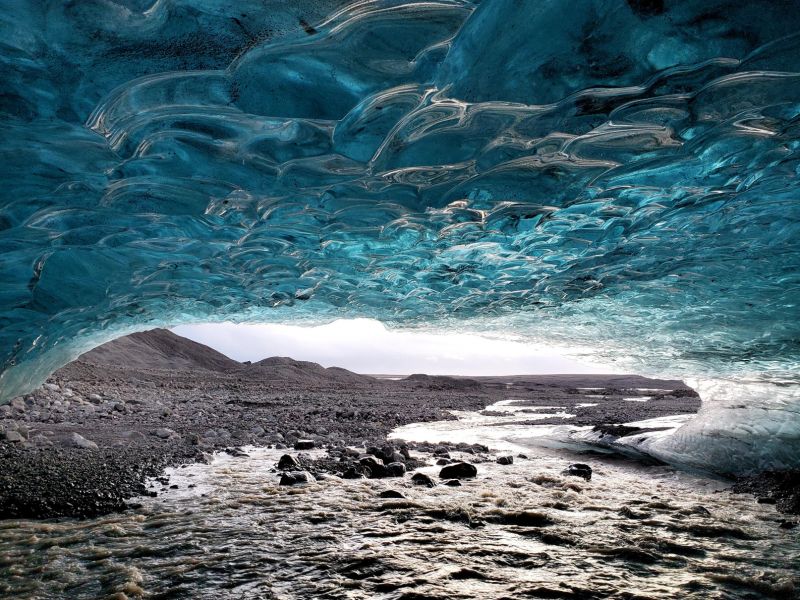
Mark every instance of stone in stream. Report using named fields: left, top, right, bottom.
left=562, top=463, right=592, bottom=481
left=342, top=467, right=364, bottom=479
left=360, top=456, right=389, bottom=478
left=294, top=439, right=315, bottom=450
left=411, top=472, right=436, bottom=487
left=444, top=479, right=462, bottom=487
left=439, top=462, right=477, bottom=480
left=279, top=471, right=315, bottom=486
left=379, top=490, right=405, bottom=499
left=386, top=462, right=406, bottom=477
left=497, top=456, right=514, bottom=465
left=277, top=454, right=301, bottom=470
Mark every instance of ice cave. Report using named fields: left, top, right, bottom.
left=1, top=0, right=799, bottom=474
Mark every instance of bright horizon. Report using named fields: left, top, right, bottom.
left=171, top=319, right=613, bottom=376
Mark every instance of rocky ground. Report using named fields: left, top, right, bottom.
left=0, top=329, right=707, bottom=519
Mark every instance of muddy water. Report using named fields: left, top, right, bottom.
left=1, top=400, right=798, bottom=599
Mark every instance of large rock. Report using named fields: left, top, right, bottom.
left=411, top=472, right=436, bottom=487
left=562, top=463, right=592, bottom=481
left=360, top=456, right=389, bottom=478
left=294, top=439, right=315, bottom=450
left=277, top=454, right=301, bottom=470
left=153, top=428, right=175, bottom=439
left=497, top=456, right=514, bottom=465
left=68, top=433, right=98, bottom=450
left=379, top=490, right=405, bottom=499
left=279, top=471, right=315, bottom=486
left=386, top=462, right=406, bottom=477
left=439, top=462, right=477, bottom=480
left=4, top=430, right=24, bottom=443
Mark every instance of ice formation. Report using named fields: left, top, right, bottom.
left=1, top=0, right=799, bottom=473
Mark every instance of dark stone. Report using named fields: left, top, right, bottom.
left=444, top=479, right=462, bottom=487
left=360, top=456, right=389, bottom=478
left=277, top=454, right=301, bottom=470
left=294, top=439, right=315, bottom=450
left=411, top=472, right=436, bottom=487
left=562, top=463, right=592, bottom=481
left=439, top=462, right=477, bottom=480
left=386, top=462, right=406, bottom=477
left=496, top=456, right=513, bottom=465
left=342, top=467, right=364, bottom=479
left=379, top=490, right=405, bottom=499
left=779, top=521, right=797, bottom=530
left=757, top=497, right=777, bottom=504
left=436, top=458, right=450, bottom=466
left=279, top=471, right=315, bottom=486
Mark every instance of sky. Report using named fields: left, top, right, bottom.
left=171, top=319, right=611, bottom=375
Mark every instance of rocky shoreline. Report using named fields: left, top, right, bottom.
left=0, top=329, right=739, bottom=521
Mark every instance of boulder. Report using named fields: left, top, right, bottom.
left=444, top=479, right=462, bottom=487
left=294, top=439, right=315, bottom=450
left=386, top=462, right=406, bottom=477
left=4, top=430, right=24, bottom=443
left=278, top=454, right=301, bottom=470
left=342, top=467, right=365, bottom=479
left=379, top=490, right=405, bottom=499
left=497, top=456, right=514, bottom=465
left=411, top=472, right=436, bottom=487
left=360, top=456, right=389, bottom=478
left=153, top=428, right=175, bottom=439
left=68, top=432, right=98, bottom=450
left=562, top=463, right=592, bottom=481
left=279, top=471, right=315, bottom=486
left=439, top=462, right=477, bottom=480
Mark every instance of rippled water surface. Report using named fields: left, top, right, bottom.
left=1, top=400, right=798, bottom=599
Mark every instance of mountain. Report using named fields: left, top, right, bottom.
left=242, top=356, right=374, bottom=385
left=77, top=328, right=240, bottom=372
left=77, top=329, right=374, bottom=384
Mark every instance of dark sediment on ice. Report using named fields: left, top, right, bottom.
left=1, top=329, right=702, bottom=520
left=733, top=470, right=800, bottom=516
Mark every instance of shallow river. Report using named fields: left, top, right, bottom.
left=1, top=399, right=798, bottom=599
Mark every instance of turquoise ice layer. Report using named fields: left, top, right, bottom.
left=1, top=0, right=798, bottom=473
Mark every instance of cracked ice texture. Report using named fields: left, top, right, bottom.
left=1, top=0, right=799, bottom=472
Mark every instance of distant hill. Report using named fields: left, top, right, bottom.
left=241, top=356, right=374, bottom=385
left=77, top=329, right=374, bottom=385
left=402, top=373, right=481, bottom=390
left=78, top=328, right=240, bottom=372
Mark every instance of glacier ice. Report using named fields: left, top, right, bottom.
left=1, top=0, right=799, bottom=473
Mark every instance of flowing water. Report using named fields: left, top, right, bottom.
left=1, top=399, right=798, bottom=599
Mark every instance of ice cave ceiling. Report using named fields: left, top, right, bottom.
left=1, top=0, right=800, bottom=406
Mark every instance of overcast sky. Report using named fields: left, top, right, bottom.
left=171, top=319, right=610, bottom=375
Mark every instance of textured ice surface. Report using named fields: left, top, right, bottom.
left=1, top=1, right=799, bottom=472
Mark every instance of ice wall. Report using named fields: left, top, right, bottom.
left=1, top=0, right=799, bottom=473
